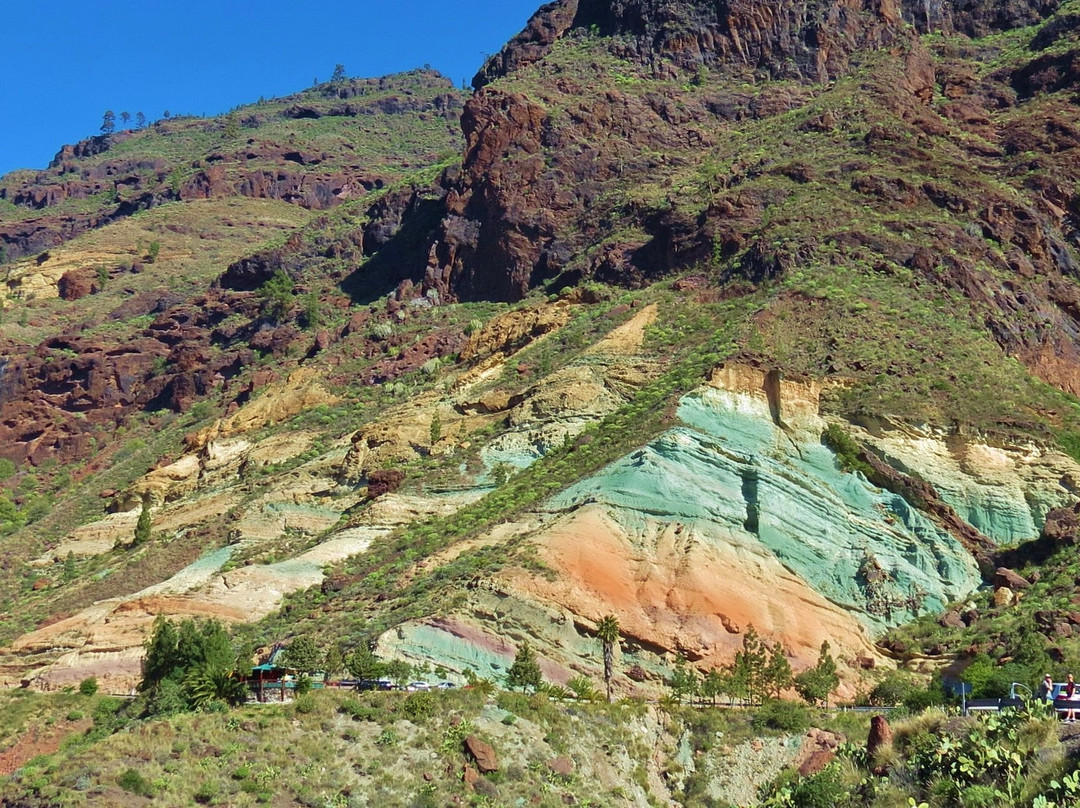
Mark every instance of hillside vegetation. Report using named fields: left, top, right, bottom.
left=2, top=0, right=1080, bottom=805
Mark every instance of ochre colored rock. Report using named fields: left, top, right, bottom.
left=994, top=587, right=1016, bottom=607
left=547, top=756, right=574, bottom=777
left=464, top=735, right=498, bottom=773
left=798, top=750, right=835, bottom=777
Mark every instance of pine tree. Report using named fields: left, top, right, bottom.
left=506, top=641, right=542, bottom=692
left=669, top=656, right=699, bottom=704
left=596, top=614, right=620, bottom=702
left=739, top=625, right=768, bottom=705
left=331, top=63, right=347, bottom=83
left=101, top=110, right=116, bottom=135
left=281, top=635, right=322, bottom=675
left=345, top=646, right=385, bottom=680
left=120, top=111, right=131, bottom=127
left=701, top=668, right=725, bottom=705
left=764, top=642, right=793, bottom=699
left=136, top=111, right=146, bottom=128
left=62, top=551, right=77, bottom=581
left=133, top=500, right=152, bottom=546
left=794, top=641, right=840, bottom=706
left=324, top=645, right=344, bottom=682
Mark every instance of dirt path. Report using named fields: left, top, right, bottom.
left=0, top=719, right=91, bottom=776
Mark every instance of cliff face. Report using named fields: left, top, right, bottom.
left=418, top=0, right=1080, bottom=414
left=474, top=0, right=1062, bottom=88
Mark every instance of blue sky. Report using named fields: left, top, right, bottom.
left=0, top=0, right=541, bottom=177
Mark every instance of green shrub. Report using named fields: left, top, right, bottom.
left=0, top=458, right=15, bottom=480
left=118, top=767, right=155, bottom=798
left=194, top=780, right=219, bottom=804
left=867, top=671, right=920, bottom=706
left=339, top=699, right=382, bottom=722
left=752, top=698, right=811, bottom=733
left=788, top=764, right=846, bottom=808
left=403, top=691, right=435, bottom=721
left=294, top=693, right=316, bottom=714
left=79, top=677, right=99, bottom=696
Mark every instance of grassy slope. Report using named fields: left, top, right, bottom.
left=0, top=686, right=870, bottom=807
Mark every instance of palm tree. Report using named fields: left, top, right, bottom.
left=596, top=614, right=620, bottom=702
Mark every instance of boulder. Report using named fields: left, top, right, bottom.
left=867, top=715, right=893, bottom=764
left=940, top=610, right=965, bottom=629
left=993, top=587, right=1015, bottom=607
left=547, top=756, right=574, bottom=777
left=994, top=567, right=1031, bottom=590
left=798, top=749, right=836, bottom=777
left=464, top=735, right=498, bottom=773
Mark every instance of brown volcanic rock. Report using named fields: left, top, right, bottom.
left=57, top=268, right=99, bottom=300
left=428, top=91, right=550, bottom=302
left=477, top=0, right=912, bottom=87
left=464, top=736, right=498, bottom=773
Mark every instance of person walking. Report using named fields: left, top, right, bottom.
left=1066, top=674, right=1077, bottom=723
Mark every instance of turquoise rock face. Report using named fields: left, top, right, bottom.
left=550, top=387, right=982, bottom=633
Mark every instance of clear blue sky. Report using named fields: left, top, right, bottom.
left=0, top=0, right=541, bottom=177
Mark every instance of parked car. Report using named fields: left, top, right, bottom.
left=406, top=681, right=432, bottom=692
left=435, top=681, right=456, bottom=689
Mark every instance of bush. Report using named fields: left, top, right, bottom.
left=867, top=671, right=919, bottom=706
left=788, top=764, right=846, bottom=808
left=339, top=699, right=381, bottom=722
left=79, top=677, right=99, bottom=696
left=752, top=698, right=811, bottom=733
left=294, top=693, right=317, bottom=714
left=118, top=768, right=155, bottom=798
left=403, top=691, right=435, bottom=721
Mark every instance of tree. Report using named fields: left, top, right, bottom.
left=384, top=659, right=412, bottom=687
left=794, top=641, right=840, bottom=707
left=259, top=270, right=294, bottom=321
left=764, top=642, right=793, bottom=699
left=184, top=663, right=247, bottom=709
left=136, top=111, right=146, bottom=129
left=735, top=625, right=768, bottom=705
left=596, top=614, right=620, bottom=702
left=120, top=111, right=131, bottom=127
left=163, top=109, right=171, bottom=119
left=331, top=63, right=347, bottom=83
left=140, top=616, right=242, bottom=711
left=346, top=646, right=385, bottom=681
left=701, top=668, right=726, bottom=705
left=669, top=656, right=699, bottom=704
left=281, top=635, right=322, bottom=675
left=101, top=110, right=115, bottom=135
left=324, top=644, right=344, bottom=682
left=141, top=616, right=180, bottom=691
left=62, top=551, right=77, bottom=581
left=506, top=641, right=542, bottom=692
left=133, top=499, right=152, bottom=547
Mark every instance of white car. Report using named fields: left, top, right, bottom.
left=406, top=681, right=431, bottom=692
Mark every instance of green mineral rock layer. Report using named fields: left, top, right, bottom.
left=551, top=387, right=982, bottom=633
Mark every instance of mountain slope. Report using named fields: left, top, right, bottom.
left=1, top=0, right=1080, bottom=713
